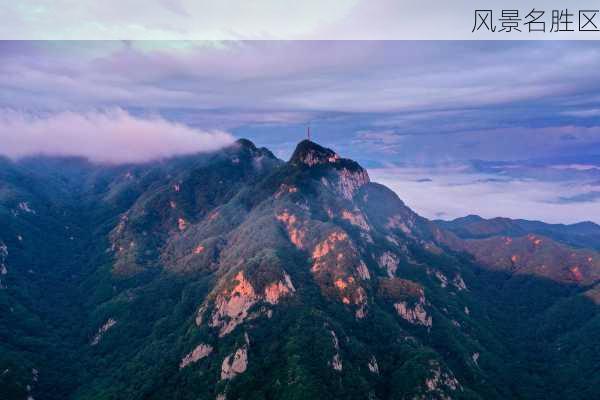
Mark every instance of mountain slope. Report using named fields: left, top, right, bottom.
left=436, top=215, right=600, bottom=251
left=1, top=140, right=599, bottom=400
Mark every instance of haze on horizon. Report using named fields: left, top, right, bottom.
left=0, top=41, right=599, bottom=224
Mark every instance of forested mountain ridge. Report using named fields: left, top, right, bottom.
left=1, top=139, right=599, bottom=400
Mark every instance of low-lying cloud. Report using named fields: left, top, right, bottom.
left=0, top=108, right=234, bottom=163
left=369, top=165, right=600, bottom=224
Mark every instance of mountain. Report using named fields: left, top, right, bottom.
left=1, top=139, right=599, bottom=400
left=436, top=215, right=600, bottom=250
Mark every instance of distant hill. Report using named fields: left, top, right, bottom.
left=436, top=214, right=600, bottom=250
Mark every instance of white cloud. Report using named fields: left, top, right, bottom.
left=0, top=108, right=234, bottom=163
left=370, top=166, right=600, bottom=224
left=0, top=0, right=591, bottom=40
left=0, top=0, right=359, bottom=40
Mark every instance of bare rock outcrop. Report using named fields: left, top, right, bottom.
left=199, top=271, right=295, bottom=336
left=276, top=211, right=307, bottom=249
left=378, top=251, right=399, bottom=277
left=368, top=355, right=379, bottom=374
left=221, top=346, right=248, bottom=380
left=394, top=300, right=432, bottom=327
left=356, top=261, right=371, bottom=280
left=341, top=209, right=370, bottom=231
left=264, top=273, right=295, bottom=304
left=423, top=360, right=461, bottom=398
left=452, top=274, right=467, bottom=291
left=91, top=318, right=117, bottom=345
left=329, top=330, right=343, bottom=371
left=208, top=272, right=259, bottom=337
left=335, top=168, right=370, bottom=200
left=18, top=201, right=36, bottom=214
left=0, top=242, right=8, bottom=288
left=180, top=343, right=213, bottom=369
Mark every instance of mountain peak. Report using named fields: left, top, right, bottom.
left=233, top=138, right=279, bottom=160
left=289, top=140, right=341, bottom=166
left=288, top=139, right=370, bottom=200
left=235, top=138, right=257, bottom=150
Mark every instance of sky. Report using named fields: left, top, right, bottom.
left=2, top=0, right=598, bottom=40
left=0, top=41, right=599, bottom=224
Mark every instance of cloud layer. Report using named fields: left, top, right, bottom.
left=0, top=41, right=599, bottom=223
left=0, top=0, right=592, bottom=40
left=0, top=108, right=234, bottom=163
left=370, top=165, right=600, bottom=224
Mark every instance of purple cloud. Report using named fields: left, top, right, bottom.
left=1, top=41, right=599, bottom=223
left=0, top=108, right=234, bottom=163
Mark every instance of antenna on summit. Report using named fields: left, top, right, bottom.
left=306, top=124, right=311, bottom=141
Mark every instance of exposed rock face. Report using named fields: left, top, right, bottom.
left=91, top=318, right=117, bottom=345
left=452, top=274, right=467, bottom=291
left=434, top=270, right=448, bottom=288
left=276, top=211, right=307, bottom=249
left=428, top=268, right=466, bottom=292
left=202, top=271, right=295, bottom=336
left=386, top=214, right=415, bottom=236
left=195, top=304, right=208, bottom=327
left=394, top=301, right=432, bottom=327
left=310, top=230, right=369, bottom=317
left=311, top=230, right=371, bottom=317
left=274, top=183, right=298, bottom=199
left=208, top=272, right=259, bottom=337
left=18, top=201, right=36, bottom=214
left=221, top=346, right=248, bottom=380
left=341, top=209, right=370, bottom=231
left=368, top=356, right=379, bottom=374
left=378, top=277, right=432, bottom=326
left=328, top=275, right=368, bottom=319
left=329, top=330, right=342, bottom=371
left=180, top=344, right=213, bottom=369
left=300, top=151, right=338, bottom=167
left=0, top=242, right=8, bottom=278
left=290, top=140, right=340, bottom=167
left=311, top=231, right=350, bottom=267
left=290, top=140, right=369, bottom=200
left=331, top=353, right=343, bottom=371
left=264, top=273, right=295, bottom=304
left=389, top=285, right=432, bottom=328
left=353, top=287, right=368, bottom=319
left=356, top=261, right=371, bottom=280
left=378, top=251, right=399, bottom=277
left=423, top=360, right=461, bottom=397
left=335, top=168, right=370, bottom=201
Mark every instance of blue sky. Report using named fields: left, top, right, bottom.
left=0, top=41, right=599, bottom=223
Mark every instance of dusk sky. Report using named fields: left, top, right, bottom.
left=1, top=41, right=600, bottom=223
